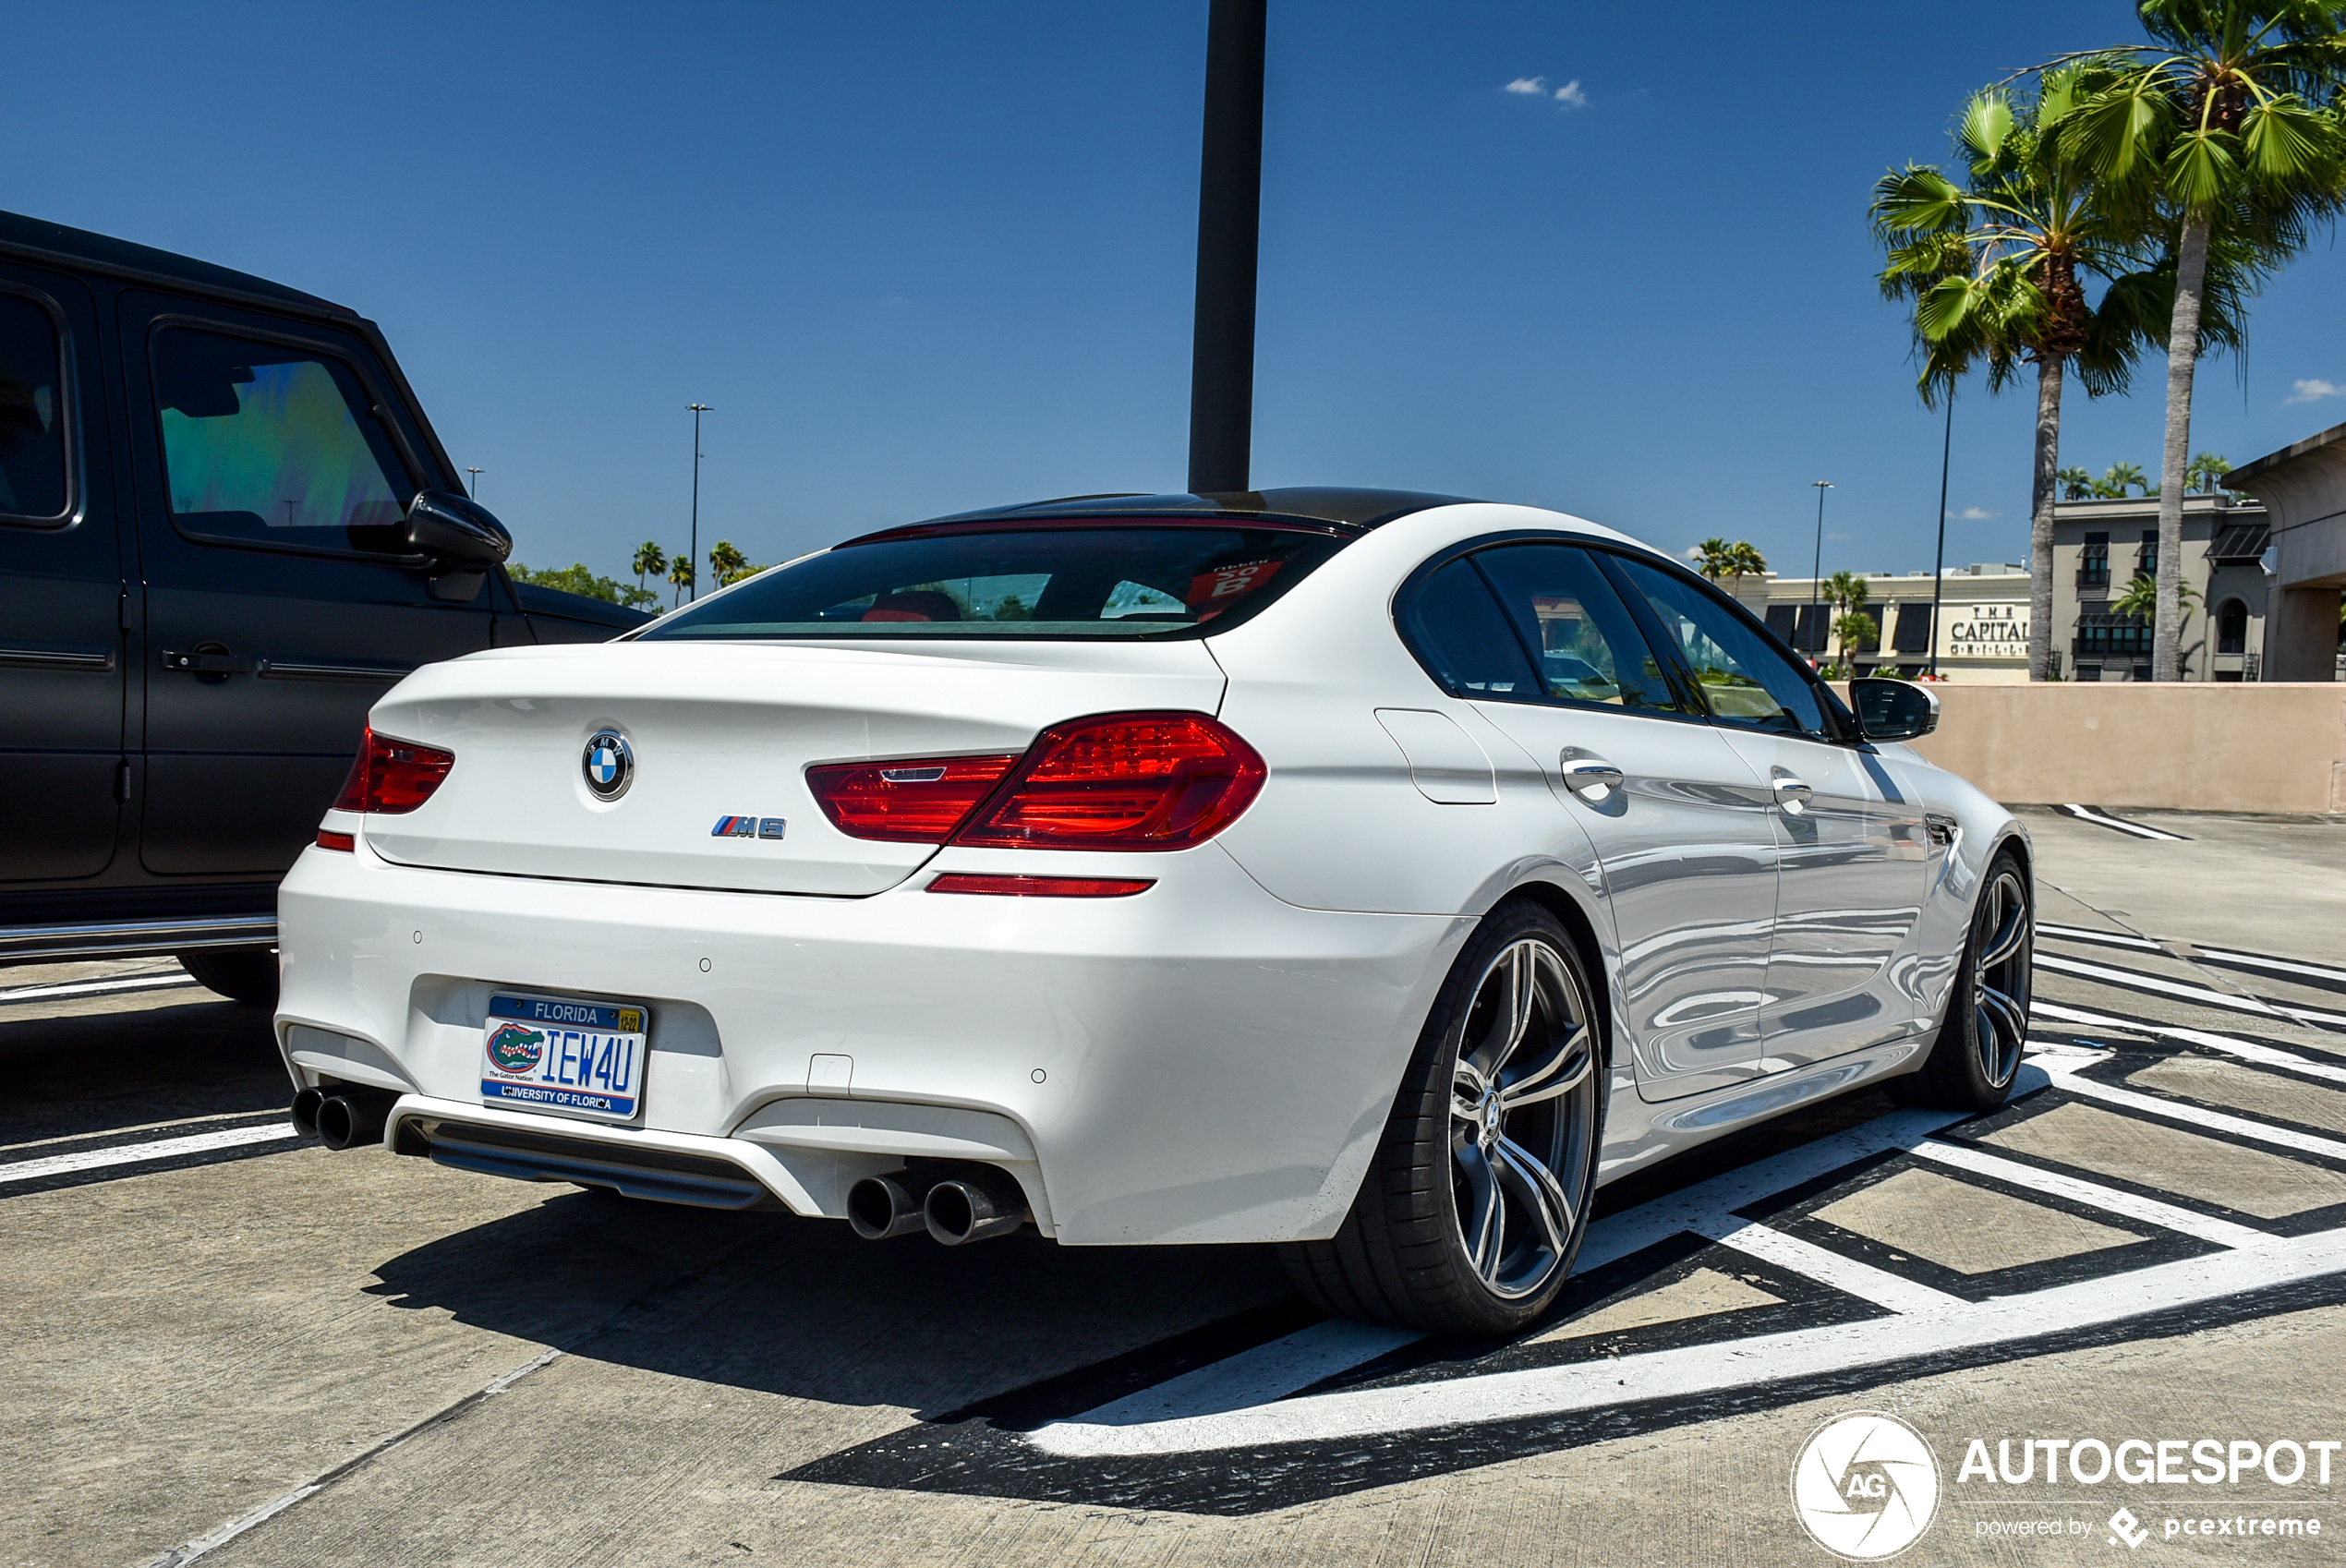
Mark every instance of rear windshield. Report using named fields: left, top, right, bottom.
left=640, top=524, right=1344, bottom=640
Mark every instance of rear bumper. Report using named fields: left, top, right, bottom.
left=274, top=840, right=1461, bottom=1244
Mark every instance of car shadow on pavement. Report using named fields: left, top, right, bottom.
left=0, top=995, right=286, bottom=1144
left=362, top=1185, right=1294, bottom=1420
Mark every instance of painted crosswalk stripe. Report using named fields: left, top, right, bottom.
left=2055, top=803, right=2189, bottom=840
left=0, top=1123, right=298, bottom=1184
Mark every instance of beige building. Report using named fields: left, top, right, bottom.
left=2047, top=493, right=2270, bottom=681
left=1722, top=565, right=2033, bottom=683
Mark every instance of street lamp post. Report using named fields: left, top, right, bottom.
left=1809, top=480, right=1833, bottom=661
left=687, top=403, right=712, bottom=601
left=465, top=466, right=483, bottom=500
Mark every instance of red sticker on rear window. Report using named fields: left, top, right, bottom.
left=1186, top=559, right=1282, bottom=619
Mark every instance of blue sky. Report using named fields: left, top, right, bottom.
left=16, top=1, right=2346, bottom=585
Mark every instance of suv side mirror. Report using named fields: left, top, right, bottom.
left=404, top=490, right=512, bottom=565
left=1850, top=676, right=1939, bottom=742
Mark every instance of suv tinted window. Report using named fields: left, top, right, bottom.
left=1608, top=555, right=1833, bottom=739
left=0, top=294, right=67, bottom=522
left=1471, top=544, right=1687, bottom=713
left=643, top=524, right=1342, bottom=640
left=1395, top=556, right=1541, bottom=698
left=151, top=326, right=413, bottom=553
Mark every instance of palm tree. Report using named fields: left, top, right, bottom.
left=668, top=554, right=695, bottom=608
left=2059, top=1, right=2346, bottom=678
left=1833, top=609, right=1881, bottom=669
left=2186, top=450, right=2232, bottom=491
left=2057, top=464, right=2098, bottom=498
left=1725, top=540, right=1769, bottom=598
left=632, top=541, right=667, bottom=597
left=2100, top=459, right=2151, bottom=496
left=707, top=539, right=754, bottom=586
left=1693, top=537, right=1735, bottom=582
left=1875, top=70, right=2164, bottom=681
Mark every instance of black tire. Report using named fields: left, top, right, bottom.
left=1282, top=899, right=1604, bottom=1336
left=177, top=948, right=279, bottom=1006
left=1889, top=847, right=2032, bottom=1112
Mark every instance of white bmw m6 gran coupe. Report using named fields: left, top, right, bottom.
left=276, top=488, right=2033, bottom=1335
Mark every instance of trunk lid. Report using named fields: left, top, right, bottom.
left=360, top=639, right=1227, bottom=895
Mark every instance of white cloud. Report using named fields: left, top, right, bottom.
left=1503, top=77, right=1547, bottom=95
left=1957, top=506, right=1998, bottom=520
left=2287, top=378, right=2342, bottom=404
left=1554, top=79, right=1588, bottom=108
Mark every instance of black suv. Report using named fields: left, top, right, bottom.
left=0, top=210, right=647, bottom=1001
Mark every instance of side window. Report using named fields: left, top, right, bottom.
left=0, top=293, right=67, bottom=523
left=151, top=325, right=413, bottom=553
left=1396, top=557, right=1540, bottom=699
left=1607, top=555, right=1834, bottom=739
left=1470, top=544, right=1687, bottom=713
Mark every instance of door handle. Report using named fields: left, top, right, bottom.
left=1560, top=756, right=1626, bottom=799
left=1772, top=774, right=1814, bottom=812
left=161, top=645, right=253, bottom=680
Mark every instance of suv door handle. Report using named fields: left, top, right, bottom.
left=161, top=645, right=253, bottom=678
left=1560, top=757, right=1626, bottom=799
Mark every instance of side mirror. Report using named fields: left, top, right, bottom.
left=1850, top=676, right=1939, bottom=742
left=404, top=490, right=512, bottom=565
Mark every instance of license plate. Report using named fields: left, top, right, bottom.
left=480, top=993, right=647, bottom=1122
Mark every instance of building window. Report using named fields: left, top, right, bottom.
left=2218, top=597, right=2248, bottom=655
left=2074, top=612, right=2151, bottom=659
left=2078, top=532, right=2110, bottom=589
left=1891, top=602, right=1931, bottom=653
left=2137, top=528, right=2159, bottom=579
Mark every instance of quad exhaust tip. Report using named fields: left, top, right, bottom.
left=847, top=1165, right=1029, bottom=1245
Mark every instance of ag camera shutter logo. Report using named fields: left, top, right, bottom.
left=1791, top=1411, right=1941, bottom=1560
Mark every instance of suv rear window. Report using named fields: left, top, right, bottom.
left=641, top=524, right=1344, bottom=640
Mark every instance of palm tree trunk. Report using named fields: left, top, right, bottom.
left=2152, top=214, right=2210, bottom=681
left=2027, top=353, right=2062, bottom=682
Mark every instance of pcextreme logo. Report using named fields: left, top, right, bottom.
left=1791, top=1412, right=1942, bottom=1561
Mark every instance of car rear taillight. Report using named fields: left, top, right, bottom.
left=331, top=728, right=455, bottom=814
left=316, top=829, right=356, bottom=851
left=926, top=874, right=1154, bottom=897
left=951, top=712, right=1264, bottom=850
left=804, top=754, right=1021, bottom=842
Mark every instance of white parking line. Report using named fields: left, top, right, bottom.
left=2036, top=922, right=2162, bottom=952
left=1906, top=1140, right=2269, bottom=1248
left=1688, top=1215, right=1963, bottom=1313
left=1023, top=1224, right=2346, bottom=1456
left=2055, top=804, right=2188, bottom=841
left=2040, top=1061, right=2346, bottom=1163
left=0, top=971, right=199, bottom=1005
left=0, top=1124, right=297, bottom=1184
left=2034, top=1000, right=2346, bottom=1085
left=1071, top=1320, right=1423, bottom=1427
left=2193, top=946, right=2346, bottom=993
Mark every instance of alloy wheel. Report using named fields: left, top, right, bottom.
left=1969, top=867, right=2032, bottom=1090
left=1448, top=937, right=1599, bottom=1301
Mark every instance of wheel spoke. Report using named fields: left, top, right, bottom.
left=1978, top=983, right=2027, bottom=1054
left=1979, top=881, right=2030, bottom=969
left=1456, top=1142, right=1505, bottom=1282
left=1500, top=1023, right=1593, bottom=1109
left=1493, top=1133, right=1572, bottom=1262
left=1452, top=1057, right=1491, bottom=1126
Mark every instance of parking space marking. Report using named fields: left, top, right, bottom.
left=2040, top=1062, right=2346, bottom=1162
left=2036, top=922, right=2161, bottom=952
left=0, top=1123, right=297, bottom=1187
left=1686, top=1215, right=1963, bottom=1312
left=1905, top=1139, right=2269, bottom=1248
left=2192, top=945, right=2346, bottom=997
left=1021, top=1221, right=2346, bottom=1458
left=0, top=971, right=199, bottom=1007
left=2031, top=951, right=2346, bottom=1030
left=2036, top=999, right=2346, bottom=1084
left=1068, top=1319, right=1423, bottom=1427
left=2054, top=803, right=2190, bottom=840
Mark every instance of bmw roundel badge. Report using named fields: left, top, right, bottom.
left=582, top=729, right=634, bottom=800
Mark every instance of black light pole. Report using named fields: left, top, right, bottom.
left=1928, top=393, right=1954, bottom=678
left=1809, top=480, right=1833, bottom=659
left=1186, top=0, right=1266, bottom=496
left=687, top=403, right=711, bottom=601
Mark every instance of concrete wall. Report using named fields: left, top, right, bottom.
left=1867, top=682, right=2346, bottom=814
